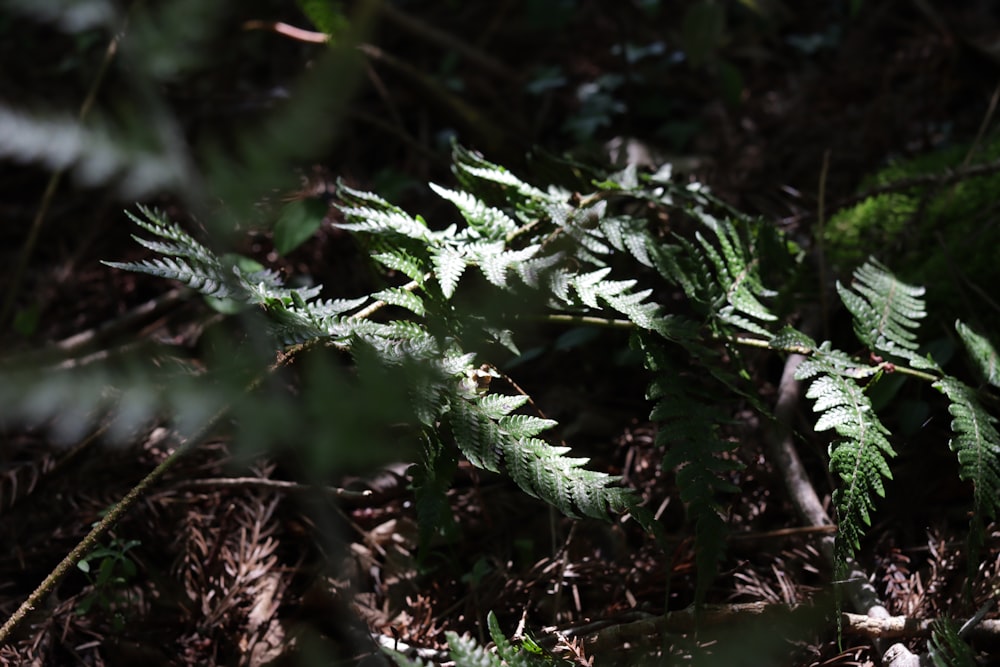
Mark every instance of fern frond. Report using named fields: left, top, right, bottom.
left=956, top=320, right=1000, bottom=388
left=472, top=245, right=540, bottom=288
left=336, top=205, right=432, bottom=241
left=927, top=618, right=977, bottom=667
left=637, top=332, right=741, bottom=602
left=932, top=377, right=1000, bottom=524
left=837, top=258, right=939, bottom=370
left=371, top=287, right=425, bottom=316
left=599, top=215, right=654, bottom=267
left=661, top=211, right=778, bottom=336
left=429, top=183, right=519, bottom=240
left=371, top=249, right=427, bottom=284
left=104, top=256, right=238, bottom=300
left=477, top=393, right=530, bottom=419
left=796, top=356, right=895, bottom=564
left=432, top=245, right=468, bottom=298
left=451, top=143, right=551, bottom=208
left=447, top=388, right=634, bottom=520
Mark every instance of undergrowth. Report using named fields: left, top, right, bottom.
left=92, top=146, right=1000, bottom=619
left=2, top=2, right=998, bottom=662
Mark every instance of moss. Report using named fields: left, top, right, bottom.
left=824, top=136, right=1000, bottom=335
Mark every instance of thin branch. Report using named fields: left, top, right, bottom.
left=734, top=333, right=941, bottom=382
left=0, top=334, right=307, bottom=645
left=836, top=158, right=1000, bottom=213
left=172, top=476, right=373, bottom=501
left=242, top=20, right=328, bottom=43
left=377, top=3, right=518, bottom=82
left=0, top=410, right=221, bottom=644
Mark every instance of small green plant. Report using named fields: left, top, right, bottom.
left=75, top=537, right=141, bottom=631
left=385, top=611, right=563, bottom=667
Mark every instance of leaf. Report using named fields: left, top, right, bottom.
left=429, top=183, right=518, bottom=239
left=837, top=258, right=939, bottom=370
left=371, top=249, right=426, bottom=283
left=498, top=414, right=556, bottom=439
left=956, top=320, right=1000, bottom=388
left=273, top=197, right=327, bottom=255
left=802, top=356, right=896, bottom=563
left=433, top=246, right=467, bottom=298
left=296, top=0, right=349, bottom=39
left=372, top=287, right=425, bottom=316
left=927, top=618, right=977, bottom=667
left=933, top=377, right=1000, bottom=524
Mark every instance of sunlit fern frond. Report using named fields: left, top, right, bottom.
left=837, top=257, right=939, bottom=371
left=796, top=354, right=896, bottom=567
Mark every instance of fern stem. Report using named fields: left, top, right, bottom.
left=732, top=334, right=941, bottom=382
left=542, top=313, right=636, bottom=329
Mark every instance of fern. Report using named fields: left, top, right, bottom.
left=836, top=257, right=939, bottom=371
left=927, top=618, right=978, bottom=667
left=795, top=352, right=896, bottom=565
left=103, top=145, right=801, bottom=606
left=636, top=331, right=743, bottom=602
left=956, top=320, right=1000, bottom=388
left=106, top=190, right=643, bottom=532
left=103, top=145, right=1000, bottom=631
left=932, top=377, right=1000, bottom=534
left=384, top=612, right=553, bottom=667
left=447, top=389, right=632, bottom=519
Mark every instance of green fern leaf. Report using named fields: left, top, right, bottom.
left=927, top=617, right=977, bottom=667
left=637, top=332, right=741, bottom=603
left=837, top=258, right=939, bottom=370
left=451, top=144, right=551, bottom=206
left=433, top=246, right=467, bottom=298
left=371, top=287, right=425, bottom=316
left=474, top=245, right=539, bottom=288
left=430, top=183, right=519, bottom=240
left=956, top=320, right=1000, bottom=388
left=445, top=632, right=504, bottom=667
left=476, top=393, right=530, bottom=419
left=599, top=216, right=654, bottom=267
left=447, top=389, right=635, bottom=520
left=933, top=376, right=1000, bottom=523
left=104, top=257, right=237, bottom=299
left=336, top=180, right=406, bottom=213
left=450, top=397, right=504, bottom=472
left=498, top=414, right=557, bottom=439
left=371, top=249, right=426, bottom=284
left=798, top=357, right=895, bottom=563
left=337, top=206, right=431, bottom=241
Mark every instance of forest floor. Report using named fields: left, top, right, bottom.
left=2, top=1, right=1000, bottom=665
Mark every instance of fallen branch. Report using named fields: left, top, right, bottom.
left=843, top=611, right=1000, bottom=641
left=579, top=603, right=1000, bottom=650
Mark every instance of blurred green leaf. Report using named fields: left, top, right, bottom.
left=12, top=304, right=40, bottom=337
left=274, top=197, right=328, bottom=255
left=297, top=0, right=349, bottom=40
